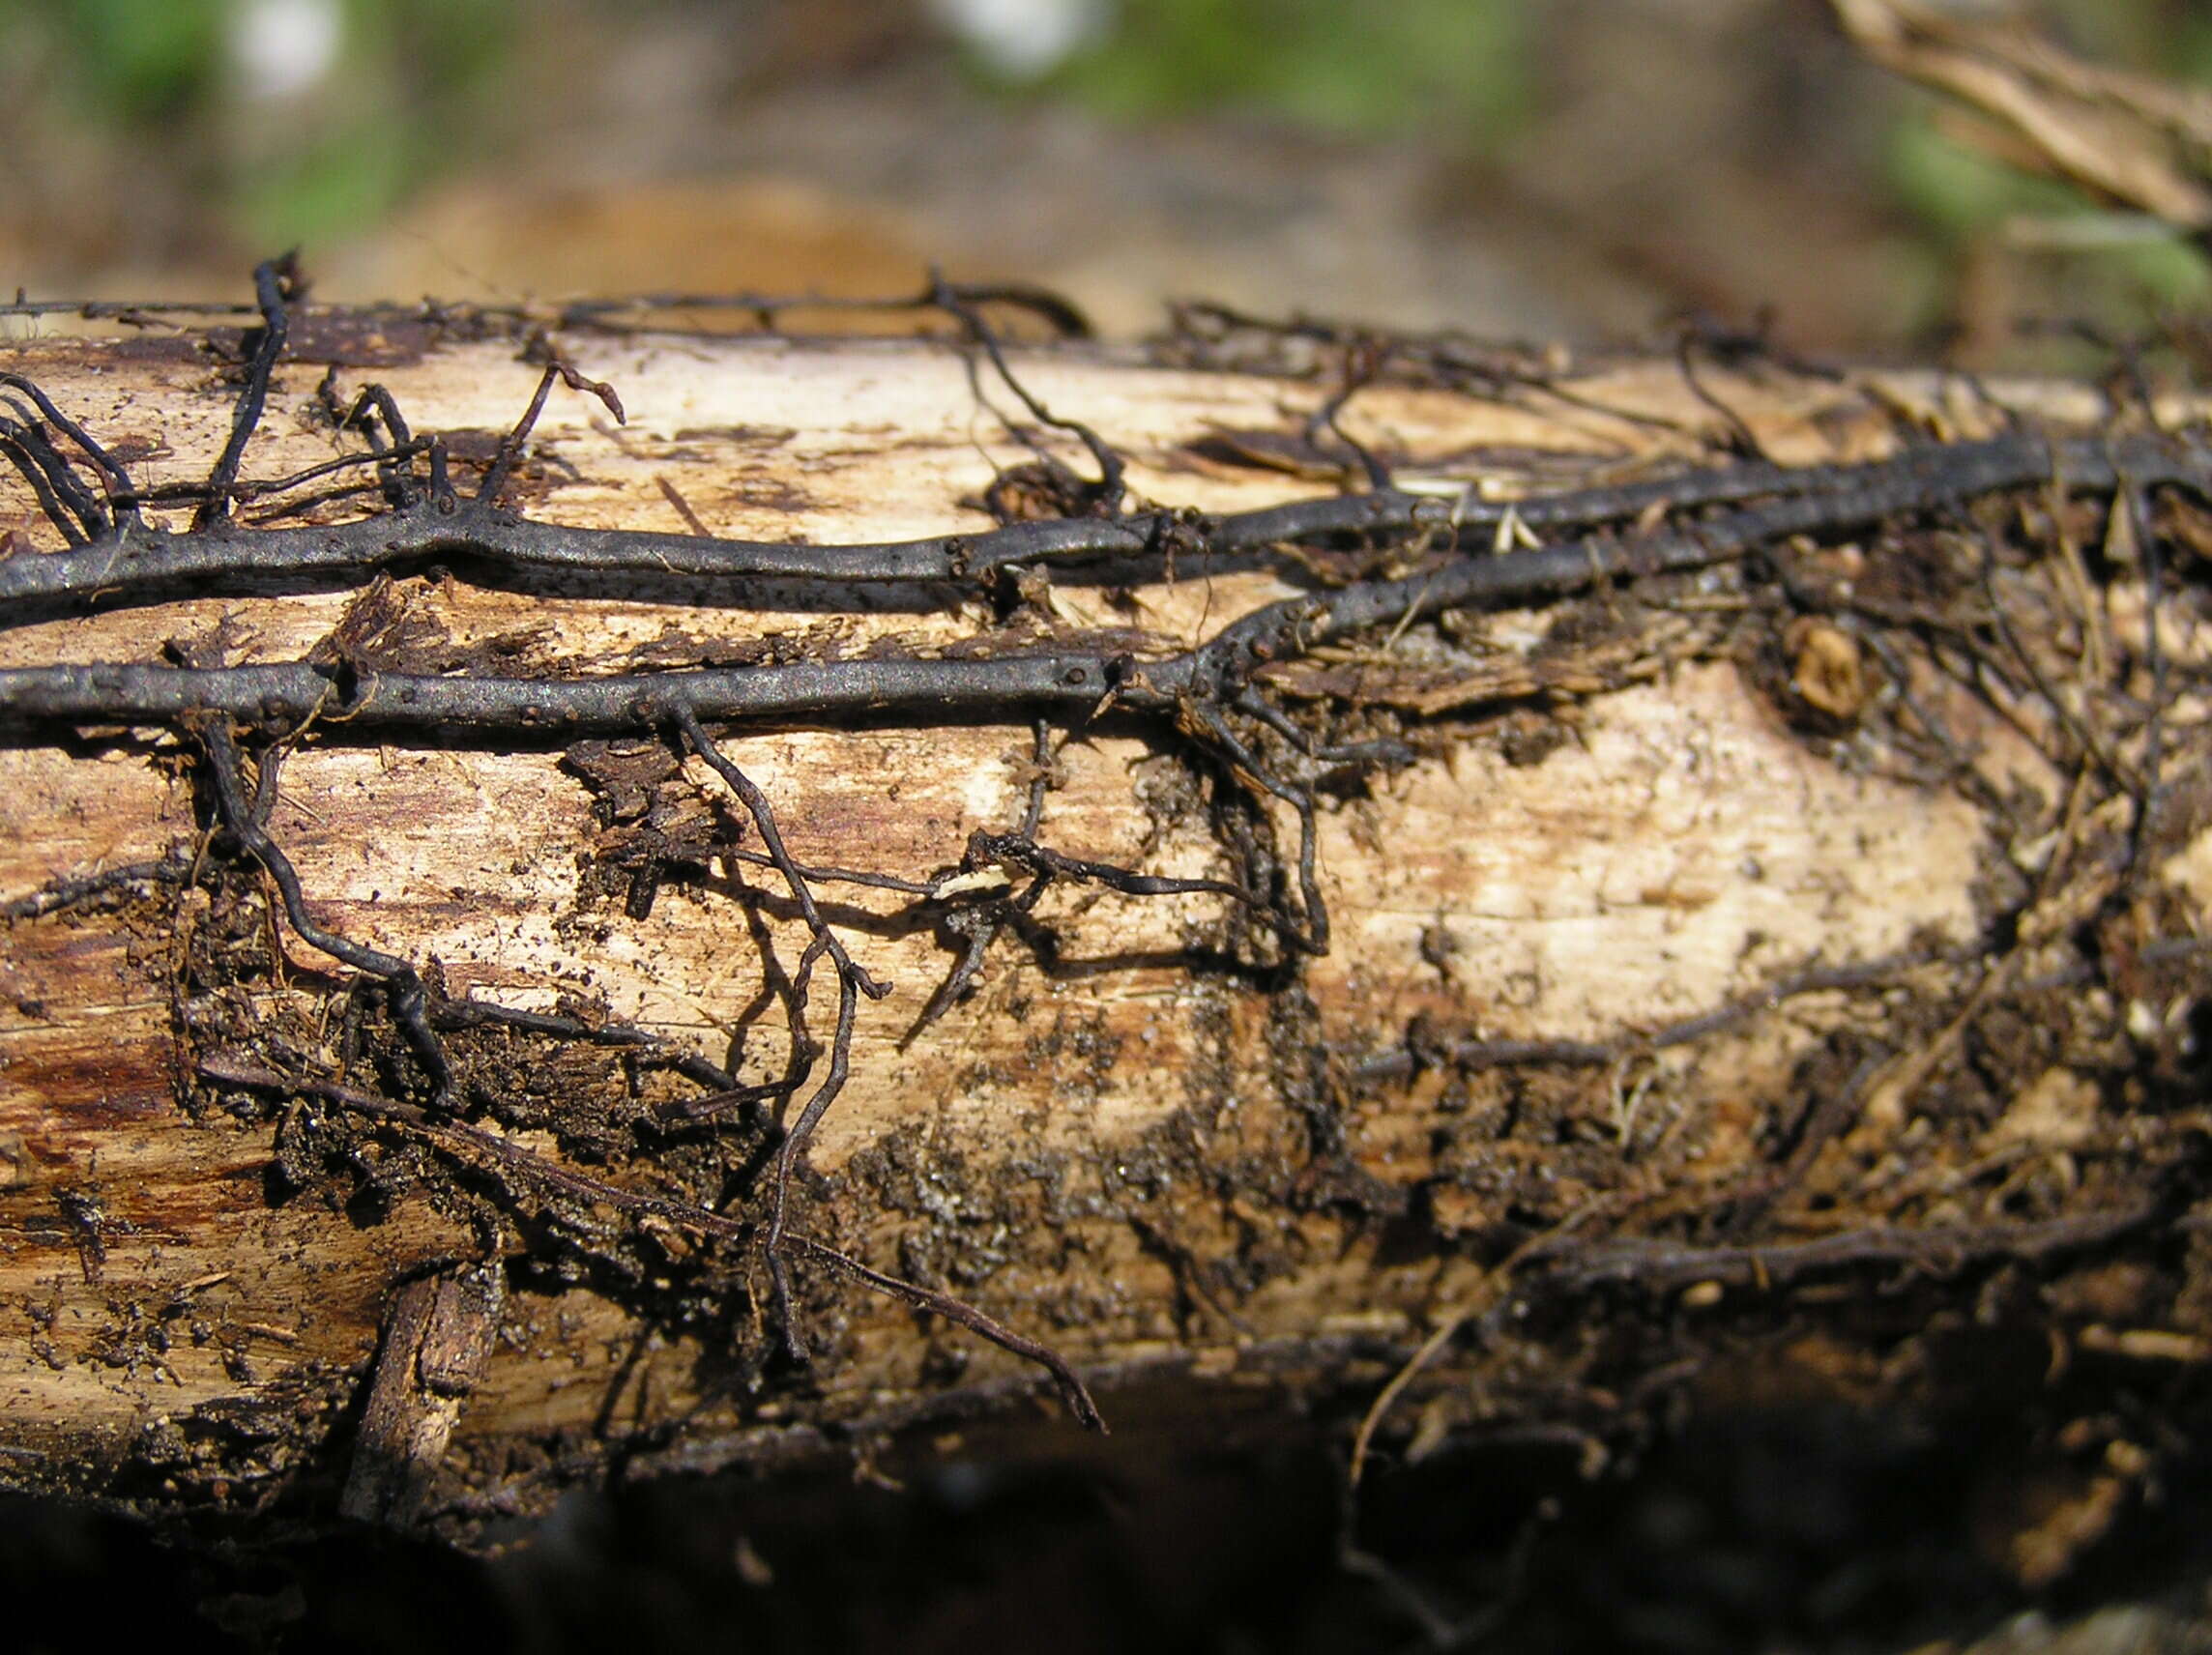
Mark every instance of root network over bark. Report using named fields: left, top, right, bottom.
left=3, top=257, right=2208, bottom=1438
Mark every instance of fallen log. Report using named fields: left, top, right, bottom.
left=0, top=276, right=2205, bottom=1585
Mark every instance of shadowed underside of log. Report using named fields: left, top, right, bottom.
left=0, top=293, right=2205, bottom=1564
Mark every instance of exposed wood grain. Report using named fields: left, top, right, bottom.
left=1, top=317, right=2204, bottom=1548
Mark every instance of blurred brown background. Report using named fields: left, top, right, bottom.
left=1, top=0, right=2206, bottom=362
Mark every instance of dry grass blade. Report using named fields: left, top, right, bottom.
left=1829, top=0, right=2212, bottom=229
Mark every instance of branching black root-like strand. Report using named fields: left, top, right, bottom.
left=1353, top=947, right=1964, bottom=1084
left=0, top=368, right=139, bottom=534
left=194, top=717, right=452, bottom=1099
left=932, top=273, right=1126, bottom=512
left=7, top=428, right=2201, bottom=624
left=479, top=353, right=626, bottom=506
left=962, top=828, right=1253, bottom=906
left=0, top=853, right=191, bottom=921
left=784, top=1234, right=1106, bottom=1431
left=668, top=706, right=889, bottom=1262
left=1524, top=1202, right=2159, bottom=1297
left=195, top=254, right=298, bottom=531
left=901, top=803, right=1270, bottom=1043
left=1176, top=701, right=1330, bottom=954
left=0, top=279, right=1097, bottom=343
left=0, top=653, right=1107, bottom=728
left=0, top=419, right=97, bottom=545
left=1163, top=432, right=2212, bottom=704
left=1305, top=336, right=1395, bottom=490
left=902, top=721, right=1061, bottom=1041
left=905, top=909, right=999, bottom=1044
left=430, top=998, right=736, bottom=1094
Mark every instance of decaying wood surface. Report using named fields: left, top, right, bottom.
left=0, top=292, right=2205, bottom=1564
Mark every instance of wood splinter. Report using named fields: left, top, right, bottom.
left=338, top=1262, right=506, bottom=1527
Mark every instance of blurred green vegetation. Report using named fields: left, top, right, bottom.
left=1885, top=105, right=2212, bottom=318
left=42, top=0, right=226, bottom=122
left=234, top=0, right=512, bottom=251
left=2045, top=0, right=2212, bottom=76
left=1047, top=0, right=1529, bottom=148
left=1874, top=0, right=2212, bottom=324
left=0, top=0, right=512, bottom=250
